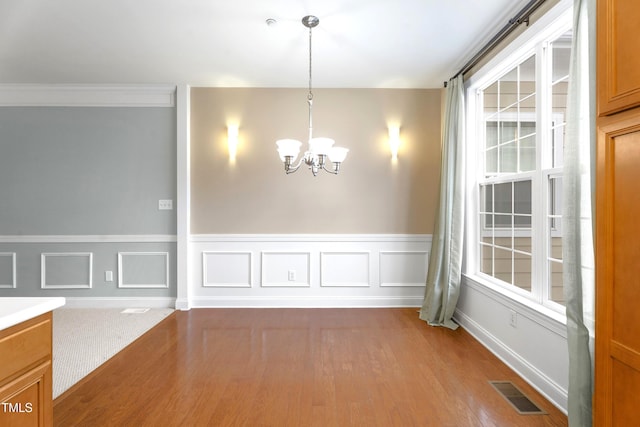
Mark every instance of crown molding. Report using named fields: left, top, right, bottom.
left=0, top=84, right=176, bottom=107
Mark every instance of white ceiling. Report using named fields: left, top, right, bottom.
left=0, top=0, right=531, bottom=88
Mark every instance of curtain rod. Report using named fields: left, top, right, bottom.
left=444, top=0, right=547, bottom=87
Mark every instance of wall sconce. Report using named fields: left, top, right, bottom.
left=388, top=126, right=401, bottom=160
left=227, top=125, right=239, bottom=162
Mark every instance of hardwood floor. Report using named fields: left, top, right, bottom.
left=53, top=308, right=567, bottom=426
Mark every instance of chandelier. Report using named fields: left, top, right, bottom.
left=276, top=15, right=349, bottom=176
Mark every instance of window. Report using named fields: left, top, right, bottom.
left=466, top=9, right=572, bottom=313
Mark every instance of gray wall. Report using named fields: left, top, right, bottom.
left=0, top=107, right=176, bottom=235
left=0, top=106, right=177, bottom=299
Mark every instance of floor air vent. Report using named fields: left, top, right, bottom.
left=121, top=308, right=150, bottom=314
left=489, top=381, right=547, bottom=415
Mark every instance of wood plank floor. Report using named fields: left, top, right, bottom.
left=53, top=308, right=567, bottom=426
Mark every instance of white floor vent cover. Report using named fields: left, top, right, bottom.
left=120, top=308, right=150, bottom=314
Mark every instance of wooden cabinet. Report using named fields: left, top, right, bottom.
left=595, top=0, right=640, bottom=425
left=597, top=0, right=640, bottom=115
left=0, top=312, right=53, bottom=427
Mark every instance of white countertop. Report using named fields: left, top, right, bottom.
left=0, top=297, right=66, bottom=331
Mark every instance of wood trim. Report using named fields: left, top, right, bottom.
left=594, top=110, right=613, bottom=426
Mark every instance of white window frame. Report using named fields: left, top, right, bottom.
left=464, top=0, right=572, bottom=318
left=479, top=176, right=534, bottom=238
left=480, top=112, right=565, bottom=239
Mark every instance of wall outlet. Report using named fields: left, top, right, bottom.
left=509, top=310, right=517, bottom=328
left=105, top=271, right=113, bottom=282
left=158, top=199, right=173, bottom=210
left=288, top=270, right=296, bottom=281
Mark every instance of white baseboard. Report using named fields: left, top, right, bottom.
left=62, top=297, right=176, bottom=309
left=190, top=296, right=423, bottom=308
left=174, top=298, right=191, bottom=311
left=454, top=309, right=568, bottom=414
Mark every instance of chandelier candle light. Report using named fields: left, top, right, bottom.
left=276, top=15, right=349, bottom=176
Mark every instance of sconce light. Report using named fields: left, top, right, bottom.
left=227, top=125, right=239, bottom=162
left=388, top=126, right=401, bottom=160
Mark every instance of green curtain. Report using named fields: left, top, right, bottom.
left=563, top=0, right=596, bottom=425
left=419, top=74, right=465, bottom=330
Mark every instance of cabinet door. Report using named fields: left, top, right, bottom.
left=597, top=0, right=640, bottom=115
left=0, top=362, right=52, bottom=427
left=595, top=109, right=640, bottom=426
left=0, top=313, right=53, bottom=427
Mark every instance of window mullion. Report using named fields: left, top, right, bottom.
left=531, top=40, right=549, bottom=305
left=542, top=39, right=554, bottom=307
left=471, top=89, right=482, bottom=276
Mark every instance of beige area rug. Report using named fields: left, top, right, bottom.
left=52, top=308, right=174, bottom=398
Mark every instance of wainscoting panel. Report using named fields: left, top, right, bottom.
left=0, top=237, right=176, bottom=306
left=41, top=252, right=93, bottom=289
left=0, top=252, right=16, bottom=288
left=118, top=252, right=169, bottom=289
left=379, top=251, right=429, bottom=287
left=203, top=251, right=252, bottom=288
left=261, top=252, right=311, bottom=287
left=320, top=251, right=370, bottom=287
left=190, top=234, right=431, bottom=307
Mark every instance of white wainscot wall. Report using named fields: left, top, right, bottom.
left=189, top=234, right=431, bottom=308
left=454, top=275, right=569, bottom=414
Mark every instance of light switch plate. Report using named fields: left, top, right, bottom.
left=158, top=199, right=173, bottom=210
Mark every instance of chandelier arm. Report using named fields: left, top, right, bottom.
left=285, top=156, right=306, bottom=174
left=321, top=164, right=339, bottom=175
left=286, top=165, right=300, bottom=174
